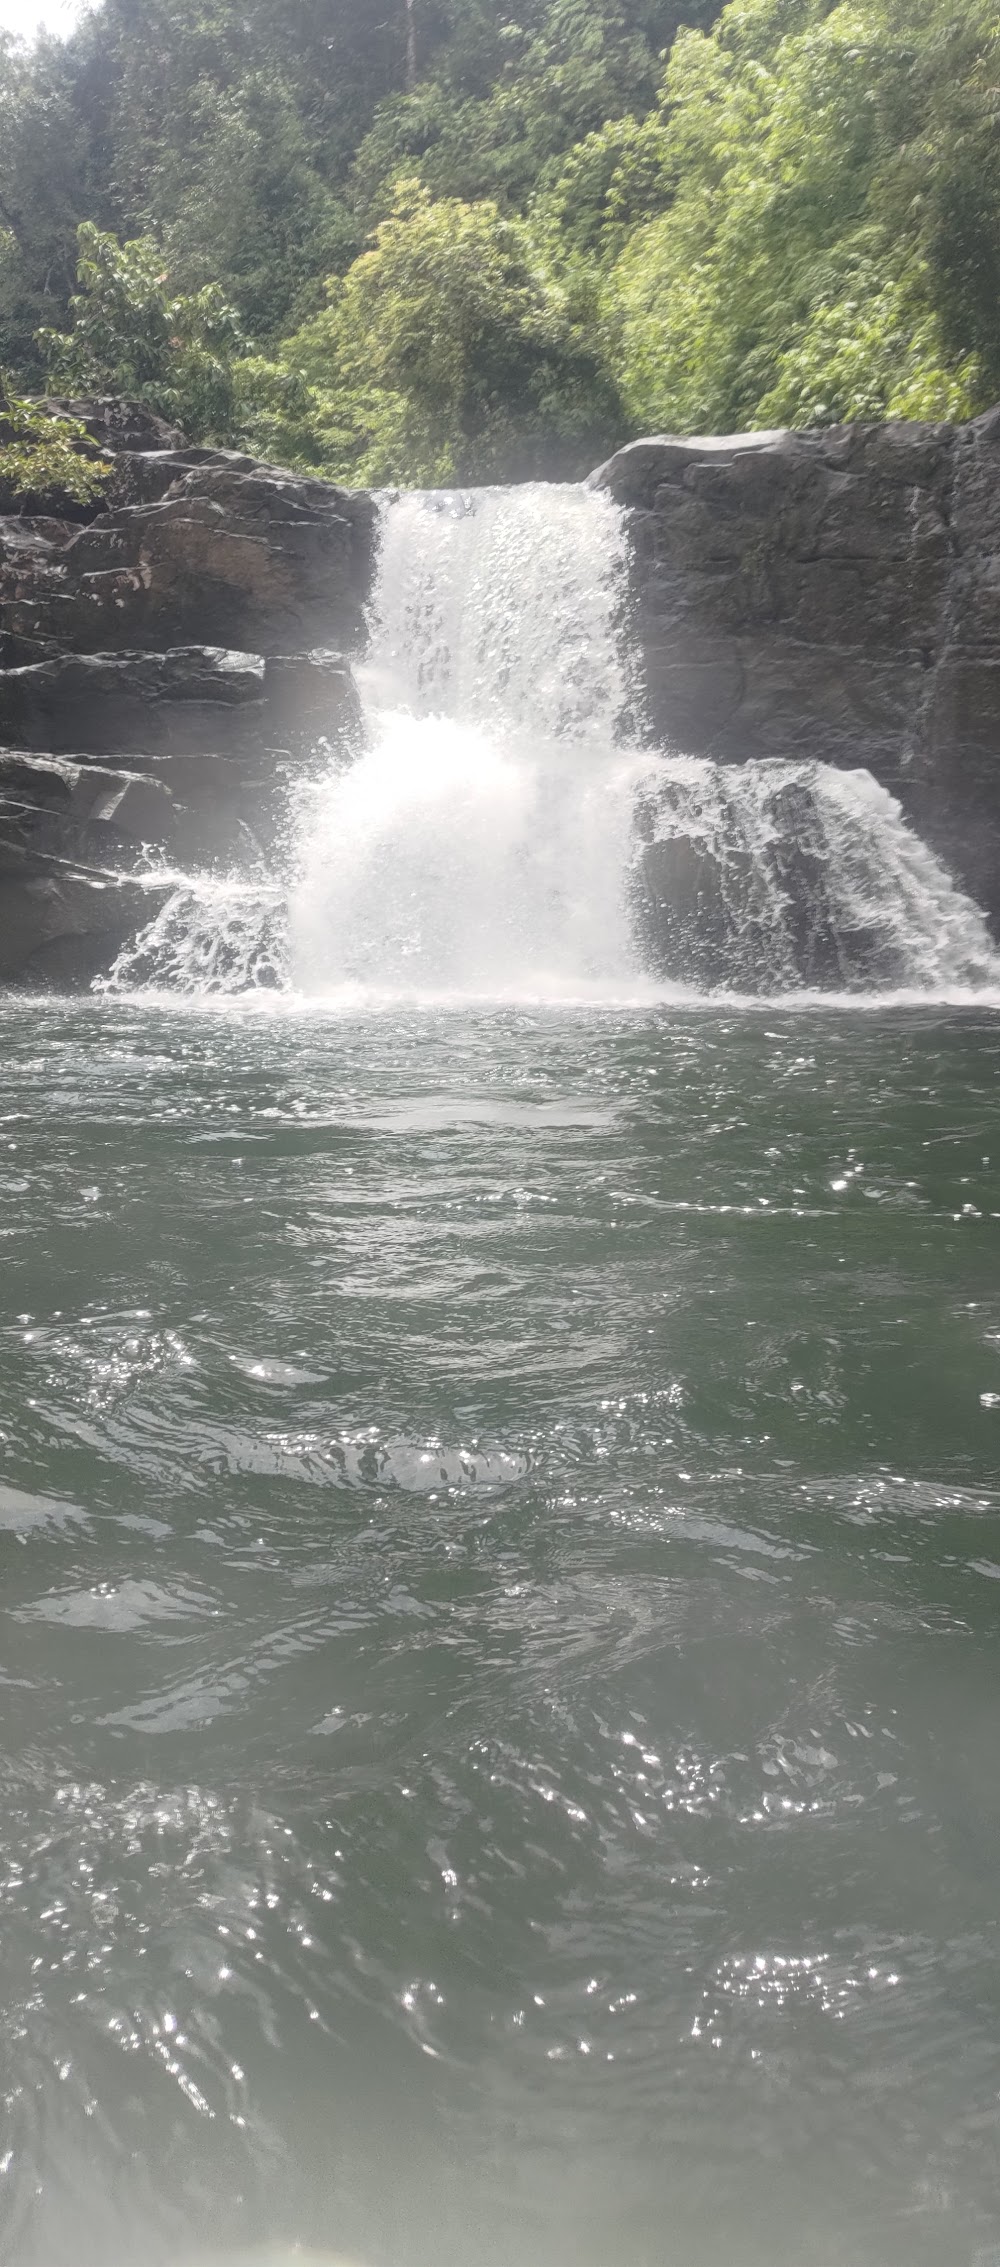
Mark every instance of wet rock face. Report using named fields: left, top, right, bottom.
left=0, top=645, right=361, bottom=758
left=626, top=763, right=930, bottom=995
left=592, top=410, right=1000, bottom=927
left=0, top=751, right=176, bottom=864
left=2, top=449, right=376, bottom=664
left=0, top=745, right=280, bottom=877
left=0, top=647, right=363, bottom=981
left=0, top=844, right=174, bottom=987
left=0, top=403, right=374, bottom=988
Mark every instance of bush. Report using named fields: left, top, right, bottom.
left=0, top=376, right=109, bottom=507
left=38, top=224, right=245, bottom=444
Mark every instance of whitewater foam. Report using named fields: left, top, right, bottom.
left=102, top=481, right=1000, bottom=1007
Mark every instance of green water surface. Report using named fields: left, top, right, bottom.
left=1, top=999, right=999, bottom=2267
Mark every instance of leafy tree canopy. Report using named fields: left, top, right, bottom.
left=39, top=223, right=244, bottom=441
left=0, top=0, right=996, bottom=481
left=241, top=178, right=622, bottom=482
left=601, top=0, right=1000, bottom=433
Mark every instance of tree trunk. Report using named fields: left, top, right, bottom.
left=404, top=0, right=418, bottom=92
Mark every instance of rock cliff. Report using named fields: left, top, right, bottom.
left=0, top=411, right=372, bottom=984
left=2, top=401, right=1000, bottom=986
left=591, top=411, right=1000, bottom=927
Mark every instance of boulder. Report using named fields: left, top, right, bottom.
left=0, top=514, right=77, bottom=563
left=0, top=750, right=175, bottom=863
left=0, top=452, right=377, bottom=664
left=57, top=457, right=377, bottom=654
left=0, top=644, right=362, bottom=758
left=0, top=392, right=183, bottom=520
left=106, top=446, right=253, bottom=509
left=42, top=395, right=187, bottom=454
left=0, top=843, right=173, bottom=987
left=630, top=766, right=920, bottom=993
left=591, top=412, right=1000, bottom=926
left=0, top=742, right=300, bottom=873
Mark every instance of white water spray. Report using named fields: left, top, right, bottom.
left=105, top=876, right=287, bottom=995
left=290, top=485, right=650, bottom=1001
left=633, top=756, right=1000, bottom=997
left=104, top=480, right=1000, bottom=1003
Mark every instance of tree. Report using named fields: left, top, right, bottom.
left=0, top=0, right=727, bottom=474
left=39, top=223, right=244, bottom=442
left=351, top=0, right=718, bottom=221
left=602, top=0, right=1000, bottom=435
left=6, top=0, right=1000, bottom=483
left=0, top=27, right=105, bottom=382
left=256, top=179, right=625, bottom=484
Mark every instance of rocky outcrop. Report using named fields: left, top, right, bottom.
left=0, top=645, right=361, bottom=757
left=43, top=396, right=187, bottom=455
left=1, top=449, right=376, bottom=663
left=0, top=744, right=288, bottom=878
left=0, top=833, right=173, bottom=987
left=0, top=750, right=174, bottom=858
left=592, top=411, right=1000, bottom=927
left=0, top=641, right=362, bottom=980
left=0, top=401, right=374, bottom=984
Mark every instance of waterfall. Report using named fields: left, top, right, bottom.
left=102, top=877, right=287, bottom=995
left=289, top=486, right=651, bottom=1002
left=361, top=484, right=634, bottom=739
left=103, top=481, right=1000, bottom=1004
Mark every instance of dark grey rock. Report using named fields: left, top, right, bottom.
left=0, top=644, right=362, bottom=759
left=106, top=447, right=263, bottom=508
left=42, top=396, right=187, bottom=454
left=592, top=411, right=1000, bottom=925
left=0, top=416, right=380, bottom=987
left=0, top=454, right=376, bottom=663
left=0, top=751, right=178, bottom=871
left=59, top=459, right=377, bottom=655
left=0, top=646, right=264, bottom=755
left=0, top=843, right=173, bottom=987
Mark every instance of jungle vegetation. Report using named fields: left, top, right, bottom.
left=1, top=0, right=998, bottom=486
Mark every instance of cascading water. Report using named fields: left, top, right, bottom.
left=289, top=485, right=653, bottom=1001
left=104, top=877, right=287, bottom=995
left=104, top=480, right=1000, bottom=1002
left=632, top=757, right=1000, bottom=996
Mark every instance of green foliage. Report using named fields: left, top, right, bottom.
left=246, top=180, right=623, bottom=483
left=1, top=0, right=999, bottom=484
left=39, top=223, right=244, bottom=441
left=755, top=270, right=983, bottom=429
left=0, top=28, right=102, bottom=383
left=0, top=375, right=109, bottom=504
left=351, top=1, right=706, bottom=220
left=99, top=11, right=361, bottom=337
left=601, top=0, right=1000, bottom=434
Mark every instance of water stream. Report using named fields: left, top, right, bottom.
left=5, top=483, right=1000, bottom=2267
